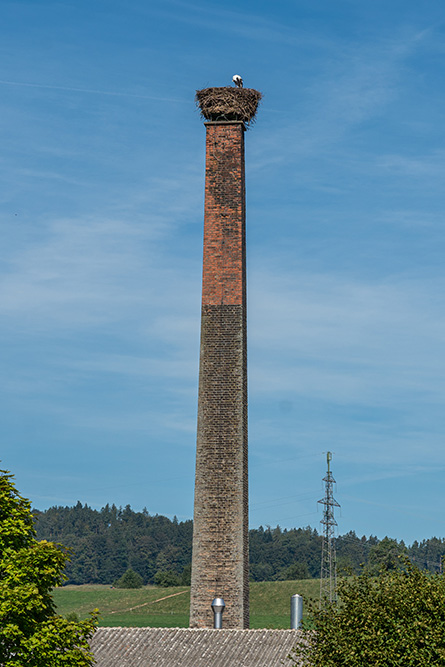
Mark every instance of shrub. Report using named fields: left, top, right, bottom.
left=66, top=612, right=80, bottom=623
left=291, top=560, right=445, bottom=666
left=114, top=568, right=143, bottom=589
left=367, top=536, right=407, bottom=574
left=280, top=562, right=310, bottom=581
left=181, top=564, right=191, bottom=585
left=154, top=570, right=181, bottom=587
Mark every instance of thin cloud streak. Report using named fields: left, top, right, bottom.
left=153, top=0, right=332, bottom=48
left=0, top=79, right=186, bottom=103
left=249, top=269, right=445, bottom=398
left=251, top=29, right=431, bottom=176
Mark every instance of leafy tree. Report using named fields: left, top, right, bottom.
left=249, top=563, right=274, bottom=582
left=249, top=526, right=321, bottom=580
left=66, top=612, right=80, bottom=623
left=180, top=563, right=191, bottom=585
left=409, top=537, right=445, bottom=573
left=114, top=568, right=143, bottom=589
left=291, top=560, right=445, bottom=666
left=336, top=531, right=374, bottom=574
left=154, top=570, right=182, bottom=587
left=0, top=468, right=97, bottom=666
left=367, top=536, right=407, bottom=573
left=281, top=562, right=310, bottom=580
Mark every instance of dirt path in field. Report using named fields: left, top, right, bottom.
left=109, top=589, right=188, bottom=614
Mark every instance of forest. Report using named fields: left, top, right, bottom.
left=34, top=503, right=445, bottom=586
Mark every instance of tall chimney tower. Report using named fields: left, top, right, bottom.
left=190, top=84, right=261, bottom=629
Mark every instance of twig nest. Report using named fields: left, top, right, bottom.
left=196, top=87, right=262, bottom=126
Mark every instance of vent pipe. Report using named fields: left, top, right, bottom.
left=290, top=594, right=303, bottom=629
left=211, top=597, right=225, bottom=629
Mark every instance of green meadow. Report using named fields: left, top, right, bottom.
left=53, top=579, right=319, bottom=629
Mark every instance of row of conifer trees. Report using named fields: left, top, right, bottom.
left=34, top=503, right=445, bottom=586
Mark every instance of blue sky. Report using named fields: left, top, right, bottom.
left=2, top=0, right=445, bottom=546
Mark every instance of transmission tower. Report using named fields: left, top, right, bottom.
left=318, top=452, right=340, bottom=606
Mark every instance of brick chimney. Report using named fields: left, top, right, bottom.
left=190, top=86, right=261, bottom=629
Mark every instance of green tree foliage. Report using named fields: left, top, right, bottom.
left=65, top=612, right=80, bottom=623
left=336, top=531, right=378, bottom=574
left=180, top=563, right=191, bottom=585
left=249, top=526, right=321, bottom=581
left=34, top=504, right=445, bottom=585
left=0, top=469, right=97, bottom=666
left=409, top=536, right=445, bottom=573
left=114, top=568, right=143, bottom=589
left=292, top=561, right=445, bottom=666
left=154, top=570, right=182, bottom=587
left=34, top=503, right=193, bottom=585
left=282, top=562, right=310, bottom=580
left=367, top=536, right=407, bottom=573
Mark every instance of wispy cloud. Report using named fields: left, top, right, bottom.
left=0, top=174, right=201, bottom=333
left=249, top=266, right=445, bottom=406
left=377, top=151, right=445, bottom=181
left=151, top=0, right=330, bottom=48
left=0, top=79, right=186, bottom=103
left=251, top=28, right=432, bottom=175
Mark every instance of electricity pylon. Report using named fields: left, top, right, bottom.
left=318, top=452, right=340, bottom=606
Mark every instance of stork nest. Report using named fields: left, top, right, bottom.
left=196, top=87, right=262, bottom=126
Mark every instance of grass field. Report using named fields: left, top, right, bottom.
left=53, top=579, right=319, bottom=629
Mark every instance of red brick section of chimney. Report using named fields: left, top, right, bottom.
left=189, top=120, right=249, bottom=629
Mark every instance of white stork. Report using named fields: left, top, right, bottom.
left=232, top=74, right=243, bottom=88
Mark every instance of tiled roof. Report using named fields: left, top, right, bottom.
left=91, top=627, right=304, bottom=666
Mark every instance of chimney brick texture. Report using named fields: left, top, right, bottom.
left=190, top=121, right=249, bottom=629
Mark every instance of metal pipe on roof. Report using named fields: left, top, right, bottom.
left=290, top=594, right=303, bottom=629
left=211, top=597, right=225, bottom=629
